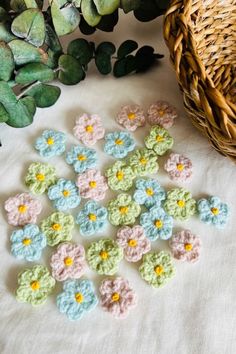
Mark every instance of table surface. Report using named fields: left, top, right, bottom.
left=0, top=12, right=235, bottom=354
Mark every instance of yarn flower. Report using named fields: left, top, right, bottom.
left=164, top=153, right=193, bottom=182
left=57, top=279, right=98, bottom=321
left=25, top=162, right=57, bottom=194
left=116, top=105, right=146, bottom=131
left=133, top=178, right=166, bottom=209
left=164, top=188, right=196, bottom=221
left=140, top=207, right=173, bottom=241
left=99, top=277, right=137, bottom=319
left=4, top=193, right=42, bottom=226
left=41, top=212, right=74, bottom=246
left=50, top=242, right=86, bottom=281
left=87, top=239, right=123, bottom=275
left=103, top=131, right=136, bottom=158
left=73, top=113, right=105, bottom=146
left=76, top=169, right=108, bottom=201
left=144, top=125, right=174, bottom=156
left=105, top=161, right=135, bottom=191
left=16, top=265, right=55, bottom=306
left=139, top=251, right=175, bottom=288
left=169, top=230, right=201, bottom=263
left=128, top=148, right=159, bottom=176
left=47, top=178, right=81, bottom=211
left=10, top=224, right=47, bottom=262
left=34, top=129, right=66, bottom=158
left=76, top=200, right=108, bottom=236
left=116, top=225, right=151, bottom=262
left=147, top=101, right=177, bottom=129
left=107, top=193, right=141, bottom=226
left=197, top=196, right=230, bottom=229
left=66, top=145, right=97, bottom=173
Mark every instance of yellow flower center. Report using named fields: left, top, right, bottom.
left=155, top=220, right=163, bottom=228
left=22, top=238, right=31, bottom=246
left=63, top=190, right=70, bottom=197
left=115, top=139, right=123, bottom=145
left=47, top=137, right=54, bottom=145
left=140, top=157, right=147, bottom=165
left=158, top=109, right=165, bottom=117
left=128, top=239, right=137, bottom=247
left=119, top=206, right=128, bottom=214
left=116, top=171, right=124, bottom=180
left=100, top=250, right=109, bottom=260
left=77, top=154, right=86, bottom=161
left=154, top=265, right=164, bottom=276
left=176, top=163, right=184, bottom=171
left=111, top=292, right=120, bottom=302
left=75, top=292, right=84, bottom=303
left=128, top=112, right=135, bottom=120
left=52, top=223, right=62, bottom=231
left=156, top=135, right=164, bottom=142
left=36, top=173, right=45, bottom=181
left=177, top=200, right=185, bottom=208
left=30, top=281, right=40, bottom=291
left=184, top=243, right=193, bottom=252
left=211, top=207, right=219, bottom=215
left=86, top=125, right=93, bottom=133
left=89, top=213, right=97, bottom=221
left=146, top=188, right=154, bottom=196
left=18, top=204, right=27, bottom=213
left=64, top=257, right=73, bottom=266
left=89, top=181, right=97, bottom=188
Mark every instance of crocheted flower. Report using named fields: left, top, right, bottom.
left=66, top=145, right=97, bottom=173
left=87, top=239, right=123, bottom=275
left=50, top=242, right=86, bottom=281
left=41, top=212, right=74, bottom=246
left=105, top=161, right=135, bottom=192
left=140, top=207, right=173, bottom=241
left=169, top=230, right=201, bottom=263
left=107, top=193, right=141, bottom=226
left=116, top=105, right=146, bottom=131
left=76, top=169, right=108, bottom=201
left=16, top=265, right=55, bottom=306
left=197, top=196, right=230, bottom=229
left=147, top=101, right=177, bottom=128
left=164, top=188, right=196, bottom=221
left=76, top=200, right=108, bottom=236
left=73, top=113, right=105, bottom=146
left=139, top=251, right=175, bottom=288
left=34, top=129, right=66, bottom=158
left=116, top=225, right=151, bottom=262
left=133, top=178, right=166, bottom=209
left=164, top=153, right=193, bottom=182
left=25, top=162, right=57, bottom=195
left=48, top=178, right=81, bottom=211
left=103, top=131, right=136, bottom=158
left=128, top=148, right=159, bottom=176
left=99, top=277, right=137, bottom=319
left=144, top=125, right=174, bottom=156
left=4, top=193, right=42, bottom=226
left=11, top=224, right=47, bottom=262
left=57, top=279, right=98, bottom=321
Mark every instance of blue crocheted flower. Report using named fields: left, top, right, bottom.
left=133, top=179, right=166, bottom=208
left=103, top=131, right=135, bottom=158
left=57, top=279, right=98, bottom=321
left=76, top=200, right=108, bottom=236
left=10, top=224, right=47, bottom=261
left=140, top=207, right=173, bottom=241
left=66, top=145, right=97, bottom=173
left=197, top=196, right=230, bottom=229
left=34, top=130, right=66, bottom=158
left=48, top=178, right=81, bottom=211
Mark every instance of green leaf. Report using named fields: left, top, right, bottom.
left=134, top=0, right=162, bottom=21
left=10, top=0, right=43, bottom=11
left=0, top=23, right=16, bottom=43
left=81, top=0, right=101, bottom=27
left=155, top=0, right=170, bottom=10
left=8, top=39, right=48, bottom=65
left=45, top=24, right=62, bottom=54
left=15, top=63, right=55, bottom=84
left=58, top=54, right=85, bottom=85
left=0, top=6, right=7, bottom=21
left=93, top=0, right=120, bottom=15
left=46, top=48, right=61, bottom=69
left=0, top=42, right=14, bottom=81
left=0, top=102, right=10, bottom=123
left=117, top=40, right=138, bottom=59
left=113, top=55, right=137, bottom=77
left=135, top=45, right=157, bottom=72
left=11, top=9, right=46, bottom=47
left=27, top=83, right=61, bottom=108
left=96, top=42, right=116, bottom=55
left=72, top=0, right=81, bottom=6
left=67, top=38, right=93, bottom=66
left=96, top=10, right=118, bottom=32
left=79, top=16, right=96, bottom=34
left=51, top=0, right=80, bottom=36
left=120, top=0, right=141, bottom=13
left=21, top=96, right=36, bottom=117
left=95, top=52, right=112, bottom=75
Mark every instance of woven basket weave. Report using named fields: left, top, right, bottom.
left=163, top=0, right=236, bottom=161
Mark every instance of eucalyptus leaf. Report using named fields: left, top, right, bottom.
left=21, top=96, right=36, bottom=117
left=51, top=0, right=80, bottom=36
left=0, top=102, right=10, bottom=123
left=16, top=63, right=55, bottom=84
left=120, top=0, right=141, bottom=13
left=93, top=0, right=120, bottom=15
left=46, top=48, right=61, bottom=69
left=117, top=40, right=138, bottom=59
left=45, top=24, right=62, bottom=54
left=67, top=38, right=93, bottom=66
left=95, top=52, right=112, bottom=75
left=96, top=42, right=115, bottom=55
left=8, top=39, right=48, bottom=65
left=113, top=55, right=137, bottom=77
left=79, top=15, right=96, bottom=35
left=0, top=23, right=16, bottom=42
left=10, top=0, right=27, bottom=12
left=0, top=42, right=15, bottom=81
left=96, top=10, right=118, bottom=32
left=134, top=0, right=162, bottom=21
left=27, top=83, right=61, bottom=108
left=81, top=0, right=101, bottom=27
left=72, top=0, right=81, bottom=6
left=0, top=6, right=7, bottom=21
left=58, top=54, right=85, bottom=85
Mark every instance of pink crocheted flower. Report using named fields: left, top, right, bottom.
left=169, top=230, right=201, bottom=263
left=4, top=193, right=42, bottom=226
left=164, top=153, right=193, bottom=182
left=147, top=101, right=177, bottom=128
left=76, top=169, right=108, bottom=201
left=73, top=113, right=105, bottom=146
left=50, top=242, right=86, bottom=281
left=116, top=225, right=151, bottom=262
left=99, top=277, right=137, bottom=319
left=116, top=105, right=146, bottom=131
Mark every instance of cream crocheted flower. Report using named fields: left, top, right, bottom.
left=164, top=153, right=193, bottom=182
left=164, top=188, right=196, bottom=221
left=116, top=105, right=146, bottom=131
left=147, top=101, right=177, bottom=128
left=107, top=193, right=141, bottom=226
left=105, top=160, right=135, bottom=191
left=169, top=230, right=201, bottom=263
left=144, top=125, right=174, bottom=156
left=25, top=162, right=57, bottom=195
left=73, top=113, right=105, bottom=146
left=76, top=169, right=108, bottom=201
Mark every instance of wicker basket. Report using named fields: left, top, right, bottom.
left=163, top=0, right=236, bottom=161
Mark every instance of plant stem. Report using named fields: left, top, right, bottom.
left=17, top=81, right=40, bottom=100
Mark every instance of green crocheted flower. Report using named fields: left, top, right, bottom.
left=41, top=211, right=74, bottom=246
left=139, top=251, right=175, bottom=288
left=25, top=162, right=57, bottom=194
left=105, top=160, right=135, bottom=191
left=107, top=193, right=141, bottom=226
left=164, top=188, right=196, bottom=221
left=87, top=239, right=123, bottom=275
left=128, top=148, right=159, bottom=176
left=16, top=265, right=55, bottom=306
left=144, top=125, right=174, bottom=155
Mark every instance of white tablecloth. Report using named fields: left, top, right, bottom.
left=0, top=13, right=235, bottom=354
